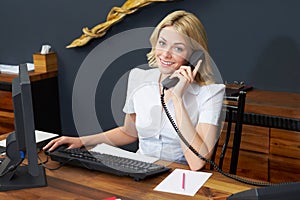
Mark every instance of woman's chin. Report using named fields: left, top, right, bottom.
left=158, top=66, right=175, bottom=75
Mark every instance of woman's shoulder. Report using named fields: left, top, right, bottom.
left=128, top=67, right=160, bottom=82
left=200, top=83, right=225, bottom=91
left=191, top=84, right=225, bottom=106
left=185, top=84, right=225, bottom=108
left=200, top=83, right=225, bottom=93
left=189, top=83, right=225, bottom=95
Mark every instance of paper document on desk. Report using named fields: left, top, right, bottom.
left=0, top=130, right=58, bottom=147
left=90, top=143, right=158, bottom=163
left=154, top=169, right=212, bottom=196
left=0, top=63, right=34, bottom=74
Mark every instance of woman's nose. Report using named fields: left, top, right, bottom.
left=161, top=48, right=172, bottom=58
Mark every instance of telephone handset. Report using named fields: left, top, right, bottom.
left=186, top=50, right=204, bottom=70
left=161, top=76, right=179, bottom=90
left=161, top=50, right=204, bottom=90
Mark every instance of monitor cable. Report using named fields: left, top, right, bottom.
left=0, top=151, right=25, bottom=177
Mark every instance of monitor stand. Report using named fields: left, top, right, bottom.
left=0, top=165, right=47, bottom=191
left=0, top=132, right=47, bottom=191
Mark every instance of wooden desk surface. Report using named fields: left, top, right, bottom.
left=0, top=154, right=256, bottom=200
left=245, top=89, right=300, bottom=119
left=0, top=70, right=57, bottom=84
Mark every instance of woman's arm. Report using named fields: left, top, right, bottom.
left=172, top=98, right=217, bottom=171
left=43, top=113, right=138, bottom=152
left=168, top=62, right=222, bottom=171
left=81, top=113, right=138, bottom=147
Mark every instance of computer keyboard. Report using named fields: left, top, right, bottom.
left=45, top=146, right=170, bottom=181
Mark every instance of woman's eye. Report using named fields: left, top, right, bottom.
left=158, top=40, right=166, bottom=47
left=174, top=47, right=183, bottom=52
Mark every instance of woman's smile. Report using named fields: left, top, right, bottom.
left=159, top=58, right=175, bottom=67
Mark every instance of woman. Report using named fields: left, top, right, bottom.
left=43, top=10, right=225, bottom=171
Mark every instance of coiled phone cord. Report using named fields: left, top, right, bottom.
left=161, top=87, right=273, bottom=187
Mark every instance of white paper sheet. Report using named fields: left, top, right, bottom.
left=0, top=63, right=34, bottom=74
left=0, top=130, right=58, bottom=147
left=90, top=143, right=158, bottom=163
left=154, top=168, right=212, bottom=196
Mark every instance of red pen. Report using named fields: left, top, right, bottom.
left=182, top=172, right=186, bottom=190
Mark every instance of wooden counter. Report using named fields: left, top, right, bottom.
left=245, top=89, right=300, bottom=119
left=0, top=150, right=256, bottom=199
left=0, top=70, right=61, bottom=135
left=220, top=89, right=300, bottom=183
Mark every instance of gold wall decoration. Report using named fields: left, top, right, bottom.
left=66, top=0, right=179, bottom=48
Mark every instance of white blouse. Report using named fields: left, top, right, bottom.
left=123, top=68, right=225, bottom=163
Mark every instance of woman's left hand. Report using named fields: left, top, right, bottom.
left=170, top=59, right=202, bottom=98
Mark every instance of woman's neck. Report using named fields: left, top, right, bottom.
left=159, top=73, right=171, bottom=83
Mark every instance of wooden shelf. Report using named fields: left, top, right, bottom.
left=0, top=70, right=57, bottom=85
left=0, top=110, right=14, bottom=119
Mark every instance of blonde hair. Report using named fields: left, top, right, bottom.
left=147, top=10, right=215, bottom=85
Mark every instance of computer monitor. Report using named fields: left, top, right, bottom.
left=0, top=64, right=47, bottom=191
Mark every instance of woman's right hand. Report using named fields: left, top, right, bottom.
left=42, top=136, right=83, bottom=152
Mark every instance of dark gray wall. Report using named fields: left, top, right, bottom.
left=1, top=0, right=299, bottom=137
